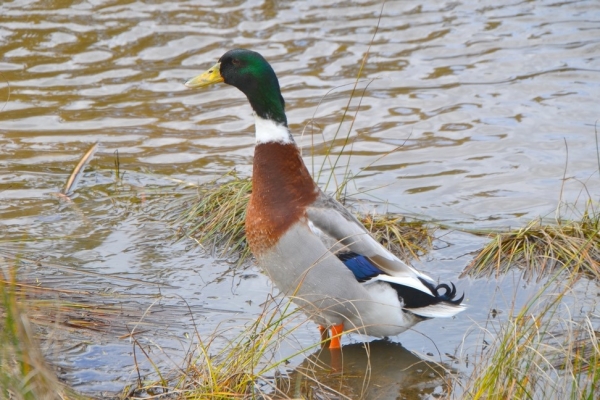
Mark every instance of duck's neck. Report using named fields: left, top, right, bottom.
left=245, top=142, right=318, bottom=253
left=254, top=115, right=294, bottom=144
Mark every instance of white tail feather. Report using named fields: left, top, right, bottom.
left=409, top=303, right=466, bottom=318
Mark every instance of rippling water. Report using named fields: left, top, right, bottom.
left=1, top=0, right=599, bottom=396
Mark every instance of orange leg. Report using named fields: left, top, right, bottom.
left=317, top=324, right=344, bottom=371
left=328, top=323, right=344, bottom=349
left=318, top=325, right=329, bottom=347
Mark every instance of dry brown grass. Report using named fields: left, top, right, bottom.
left=461, top=206, right=600, bottom=282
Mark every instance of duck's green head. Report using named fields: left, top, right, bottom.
left=185, top=49, right=287, bottom=126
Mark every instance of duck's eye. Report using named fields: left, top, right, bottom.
left=231, top=58, right=241, bottom=67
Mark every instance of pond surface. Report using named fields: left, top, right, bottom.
left=1, top=0, right=599, bottom=398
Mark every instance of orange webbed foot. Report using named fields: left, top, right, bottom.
left=328, top=323, right=344, bottom=349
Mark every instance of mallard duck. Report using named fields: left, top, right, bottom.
left=185, top=49, right=464, bottom=349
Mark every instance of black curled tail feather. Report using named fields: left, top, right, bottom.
left=389, top=277, right=464, bottom=310
left=433, top=282, right=464, bottom=305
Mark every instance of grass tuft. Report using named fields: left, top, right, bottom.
left=459, top=271, right=600, bottom=400
left=175, top=171, right=252, bottom=264
left=462, top=205, right=600, bottom=281
left=0, top=265, right=86, bottom=400
left=360, top=213, right=433, bottom=261
left=125, top=297, right=325, bottom=399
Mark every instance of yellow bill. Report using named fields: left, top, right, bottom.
left=185, top=62, right=223, bottom=88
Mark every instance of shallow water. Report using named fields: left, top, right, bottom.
left=1, top=0, right=599, bottom=397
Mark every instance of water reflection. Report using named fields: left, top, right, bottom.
left=278, top=340, right=450, bottom=399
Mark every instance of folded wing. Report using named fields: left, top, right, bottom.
left=305, top=193, right=465, bottom=317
